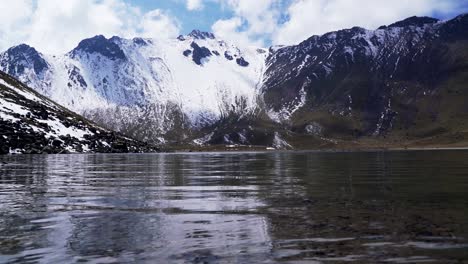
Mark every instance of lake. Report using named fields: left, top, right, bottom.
left=1, top=151, right=468, bottom=263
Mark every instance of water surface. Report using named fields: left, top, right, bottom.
left=1, top=151, right=468, bottom=263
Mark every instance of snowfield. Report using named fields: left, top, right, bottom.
left=1, top=31, right=269, bottom=135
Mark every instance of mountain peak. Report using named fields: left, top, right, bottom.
left=7, top=43, right=36, bottom=53
left=71, top=35, right=126, bottom=61
left=384, top=16, right=439, bottom=28
left=438, top=13, right=468, bottom=40
left=5, top=44, right=44, bottom=60
left=1, top=43, right=48, bottom=76
left=188, top=30, right=215, bottom=40
left=450, top=12, right=468, bottom=24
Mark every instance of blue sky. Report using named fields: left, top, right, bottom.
left=0, top=0, right=467, bottom=53
left=130, top=0, right=233, bottom=34
left=130, top=0, right=467, bottom=35
left=127, top=0, right=296, bottom=37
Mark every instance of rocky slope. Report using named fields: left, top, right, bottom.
left=0, top=71, right=158, bottom=154
left=1, top=14, right=468, bottom=150
left=260, top=14, right=468, bottom=147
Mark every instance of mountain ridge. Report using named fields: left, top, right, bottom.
left=1, top=13, right=468, bottom=149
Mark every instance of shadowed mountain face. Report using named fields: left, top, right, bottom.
left=0, top=14, right=468, bottom=149
left=0, top=44, right=49, bottom=76
left=384, top=16, right=440, bottom=28
left=261, top=14, right=468, bottom=144
left=71, top=35, right=127, bottom=61
left=0, top=44, right=51, bottom=96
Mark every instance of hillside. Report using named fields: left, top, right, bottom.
left=0, top=71, right=158, bottom=154
left=260, top=14, right=468, bottom=149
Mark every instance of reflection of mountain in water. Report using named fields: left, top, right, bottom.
left=0, top=154, right=272, bottom=262
left=1, top=152, right=468, bottom=262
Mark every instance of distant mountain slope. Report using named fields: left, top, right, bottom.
left=1, top=14, right=468, bottom=149
left=262, top=14, right=468, bottom=144
left=0, top=71, right=158, bottom=154
left=0, top=30, right=267, bottom=144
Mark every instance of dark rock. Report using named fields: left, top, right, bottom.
left=71, top=35, right=126, bottom=61
left=177, top=35, right=186, bottom=41
left=190, top=42, right=212, bottom=65
left=62, top=120, right=72, bottom=128
left=188, top=30, right=215, bottom=40
left=224, top=51, right=233, bottom=61
left=74, top=144, right=83, bottom=153
left=183, top=50, right=192, bottom=57
left=68, top=66, right=87, bottom=88
left=133, top=37, right=148, bottom=46
left=37, top=109, right=49, bottom=120
left=236, top=57, right=249, bottom=67
left=1, top=44, right=49, bottom=76
left=111, top=140, right=129, bottom=152
left=52, top=139, right=62, bottom=147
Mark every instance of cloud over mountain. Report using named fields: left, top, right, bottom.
left=0, top=0, right=466, bottom=52
left=0, top=0, right=181, bottom=53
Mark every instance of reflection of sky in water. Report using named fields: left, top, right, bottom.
left=1, top=151, right=468, bottom=263
left=0, top=154, right=272, bottom=263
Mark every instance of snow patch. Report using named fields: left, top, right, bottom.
left=272, top=132, right=292, bottom=149
left=193, top=132, right=214, bottom=146
left=268, top=81, right=308, bottom=123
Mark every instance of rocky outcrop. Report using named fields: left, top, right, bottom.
left=0, top=71, right=158, bottom=154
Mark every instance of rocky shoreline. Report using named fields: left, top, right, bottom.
left=0, top=119, right=158, bottom=155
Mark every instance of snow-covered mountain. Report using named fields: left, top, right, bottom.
left=0, top=71, right=158, bottom=154
left=0, top=30, right=267, bottom=143
left=261, top=14, right=468, bottom=142
left=1, top=14, right=468, bottom=149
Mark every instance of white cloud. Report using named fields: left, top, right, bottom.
left=26, top=0, right=127, bottom=53
left=273, top=0, right=463, bottom=45
left=225, top=0, right=280, bottom=35
left=0, top=0, right=181, bottom=53
left=0, top=0, right=464, bottom=52
left=0, top=0, right=34, bottom=51
left=0, top=0, right=33, bottom=28
left=186, top=0, right=204, bottom=10
left=212, top=17, right=264, bottom=47
left=140, top=10, right=181, bottom=39
left=211, top=0, right=280, bottom=47
left=212, top=0, right=464, bottom=47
